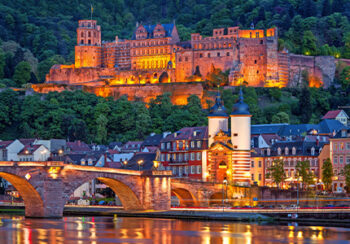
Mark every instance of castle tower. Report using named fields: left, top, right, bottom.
left=75, top=20, right=102, bottom=68
left=230, top=89, right=251, bottom=185
left=208, top=92, right=228, bottom=147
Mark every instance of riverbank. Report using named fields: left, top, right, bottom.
left=2, top=206, right=350, bottom=226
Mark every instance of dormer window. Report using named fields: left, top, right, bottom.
left=267, top=148, right=271, bottom=156
left=285, top=147, right=289, bottom=155
left=292, top=147, right=296, bottom=155
left=88, top=159, right=93, bottom=165
left=81, top=159, right=85, bottom=165
left=277, top=147, right=281, bottom=155
left=311, top=147, right=315, bottom=156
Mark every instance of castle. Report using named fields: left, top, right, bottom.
left=43, top=19, right=338, bottom=90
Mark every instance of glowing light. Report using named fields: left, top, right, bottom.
left=25, top=173, right=31, bottom=180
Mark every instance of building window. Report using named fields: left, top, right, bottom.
left=254, top=60, right=257, bottom=64
left=259, top=174, right=262, bottom=181
left=346, top=156, right=350, bottom=164
left=179, top=57, right=182, bottom=62
left=260, top=40, right=263, bottom=44
left=167, top=154, right=170, bottom=161
left=285, top=147, right=289, bottom=155
left=191, top=165, right=195, bottom=174
left=256, top=32, right=259, bottom=38
left=217, top=52, right=220, bottom=57
left=179, top=141, right=183, bottom=150
left=233, top=133, right=238, bottom=136
left=340, top=156, right=344, bottom=164
left=179, top=153, right=183, bottom=161
left=277, top=147, right=281, bottom=155
left=173, top=142, right=176, bottom=151
left=185, top=57, right=188, bottom=61
left=251, top=174, right=254, bottom=181
left=259, top=161, right=262, bottom=167
left=184, top=153, right=188, bottom=161
left=334, top=156, right=338, bottom=164
left=161, top=143, right=165, bottom=150
left=226, top=52, right=230, bottom=56
left=184, top=166, right=188, bottom=175
left=190, top=153, right=195, bottom=160
left=208, top=53, right=210, bottom=58
left=200, top=53, right=203, bottom=58
left=197, top=141, right=201, bottom=148
left=251, top=161, right=254, bottom=167
left=172, top=167, right=177, bottom=175
left=267, top=148, right=271, bottom=156
left=292, top=147, right=296, bottom=155
left=196, top=152, right=201, bottom=160
left=191, top=141, right=195, bottom=148
left=197, top=165, right=201, bottom=174
left=311, top=147, right=315, bottom=156
left=346, top=143, right=350, bottom=150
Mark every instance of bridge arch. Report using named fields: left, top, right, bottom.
left=171, top=188, right=198, bottom=207
left=64, top=175, right=143, bottom=210
left=0, top=172, right=43, bottom=217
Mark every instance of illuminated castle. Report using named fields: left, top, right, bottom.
left=45, top=19, right=292, bottom=88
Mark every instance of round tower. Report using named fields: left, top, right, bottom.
left=230, top=88, right=251, bottom=185
left=208, top=92, right=228, bottom=147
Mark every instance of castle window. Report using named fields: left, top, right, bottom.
left=80, top=40, right=84, bottom=44
left=88, top=32, right=91, bottom=37
left=185, top=57, right=188, bottom=62
left=81, top=32, right=84, bottom=37
left=233, top=133, right=238, bottom=136
left=260, top=40, right=263, bottom=44
left=256, top=32, right=259, bottom=38
left=88, top=39, right=91, bottom=44
left=226, top=52, right=230, bottom=56
left=200, top=53, right=203, bottom=58
left=254, top=60, right=257, bottom=64
left=257, top=70, right=259, bottom=74
left=208, top=53, right=210, bottom=58
left=217, top=52, right=220, bottom=57
left=94, top=32, right=96, bottom=38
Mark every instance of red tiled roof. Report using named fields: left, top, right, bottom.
left=322, top=110, right=342, bottom=119
left=0, top=140, right=13, bottom=148
left=67, top=141, right=91, bottom=152
left=19, top=138, right=36, bottom=146
left=18, top=144, right=41, bottom=155
left=161, top=126, right=208, bottom=142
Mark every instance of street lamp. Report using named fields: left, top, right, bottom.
left=222, top=177, right=228, bottom=211
left=123, top=160, right=128, bottom=169
left=153, top=160, right=159, bottom=170
left=137, top=160, right=144, bottom=171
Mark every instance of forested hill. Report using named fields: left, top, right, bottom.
left=1, top=0, right=350, bottom=85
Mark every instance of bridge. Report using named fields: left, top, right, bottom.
left=0, top=161, right=171, bottom=217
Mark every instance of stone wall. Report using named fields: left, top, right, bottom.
left=288, top=54, right=335, bottom=88
left=32, top=82, right=204, bottom=106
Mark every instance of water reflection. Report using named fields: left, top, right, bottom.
left=0, top=215, right=349, bottom=243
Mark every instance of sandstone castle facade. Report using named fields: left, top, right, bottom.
left=43, top=19, right=337, bottom=90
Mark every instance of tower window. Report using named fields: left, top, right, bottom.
left=233, top=133, right=238, bottom=136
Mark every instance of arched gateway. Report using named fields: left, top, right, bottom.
left=0, top=162, right=171, bottom=218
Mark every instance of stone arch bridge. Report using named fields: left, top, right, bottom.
left=0, top=161, right=171, bottom=217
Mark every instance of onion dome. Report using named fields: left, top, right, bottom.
left=231, top=88, right=250, bottom=115
left=208, top=92, right=228, bottom=117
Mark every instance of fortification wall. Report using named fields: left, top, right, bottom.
left=32, top=82, right=204, bottom=106
left=288, top=54, right=335, bottom=88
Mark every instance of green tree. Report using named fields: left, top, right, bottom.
left=322, top=158, right=333, bottom=191
left=343, top=164, right=350, bottom=193
left=0, top=49, right=5, bottom=79
left=299, top=87, right=312, bottom=123
left=296, top=160, right=314, bottom=190
left=12, top=61, right=31, bottom=86
left=96, top=114, right=108, bottom=144
left=342, top=32, right=350, bottom=59
left=339, top=66, right=350, bottom=89
left=271, top=112, right=290, bottom=123
left=267, top=159, right=286, bottom=188
left=302, top=31, right=317, bottom=55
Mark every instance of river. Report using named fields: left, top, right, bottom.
left=0, top=215, right=349, bottom=243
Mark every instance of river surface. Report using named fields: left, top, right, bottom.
left=0, top=215, right=350, bottom=243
